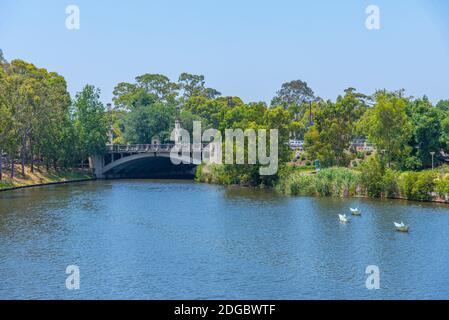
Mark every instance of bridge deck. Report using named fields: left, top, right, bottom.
left=106, top=144, right=208, bottom=154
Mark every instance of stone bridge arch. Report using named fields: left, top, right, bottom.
left=92, top=147, right=197, bottom=179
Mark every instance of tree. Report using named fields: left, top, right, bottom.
left=112, top=82, right=142, bottom=110
left=7, top=60, right=44, bottom=176
left=436, top=100, right=449, bottom=112
left=0, top=58, right=74, bottom=176
left=405, top=97, right=442, bottom=169
left=178, top=73, right=221, bottom=101
left=37, top=72, right=72, bottom=169
left=181, top=96, right=244, bottom=130
left=123, top=101, right=175, bottom=144
left=440, top=116, right=449, bottom=152
left=135, top=73, right=179, bottom=104
left=113, top=74, right=178, bottom=109
left=358, top=91, right=412, bottom=167
left=304, top=89, right=367, bottom=167
left=271, top=80, right=315, bottom=109
left=73, top=85, right=108, bottom=168
left=437, top=100, right=449, bottom=153
left=0, top=66, right=14, bottom=180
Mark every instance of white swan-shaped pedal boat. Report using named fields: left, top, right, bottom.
left=394, top=222, right=409, bottom=233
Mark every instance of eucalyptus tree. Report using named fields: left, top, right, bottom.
left=304, top=89, right=367, bottom=167
left=358, top=91, right=412, bottom=167
left=0, top=66, right=13, bottom=180
left=405, top=97, right=442, bottom=169
left=178, top=73, right=221, bottom=101
left=436, top=100, right=449, bottom=112
left=271, top=79, right=315, bottom=110
left=113, top=74, right=179, bottom=110
left=73, top=85, right=109, bottom=169
left=37, top=71, right=72, bottom=169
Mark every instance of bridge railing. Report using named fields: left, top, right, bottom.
left=106, top=143, right=212, bottom=154
left=107, top=144, right=177, bottom=153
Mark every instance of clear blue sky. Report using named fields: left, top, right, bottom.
left=1, top=0, right=448, bottom=104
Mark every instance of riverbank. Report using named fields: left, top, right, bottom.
left=196, top=164, right=449, bottom=204
left=0, top=165, right=94, bottom=192
left=276, top=167, right=449, bottom=203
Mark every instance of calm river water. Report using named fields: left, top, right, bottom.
left=0, top=180, right=448, bottom=299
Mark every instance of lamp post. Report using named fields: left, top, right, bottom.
left=430, top=152, right=436, bottom=170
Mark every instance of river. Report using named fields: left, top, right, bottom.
left=0, top=180, right=448, bottom=299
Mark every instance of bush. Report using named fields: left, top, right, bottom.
left=398, top=171, right=437, bottom=201
left=382, top=169, right=399, bottom=198
left=398, top=172, right=414, bottom=199
left=436, top=175, right=449, bottom=196
left=403, top=156, right=423, bottom=171
left=360, top=156, right=384, bottom=197
left=277, top=167, right=360, bottom=198
left=195, top=164, right=231, bottom=185
left=413, top=172, right=437, bottom=201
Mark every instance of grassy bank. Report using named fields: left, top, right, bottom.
left=196, top=164, right=449, bottom=203
left=0, top=165, right=93, bottom=191
left=276, top=167, right=361, bottom=198
left=277, top=166, right=449, bottom=203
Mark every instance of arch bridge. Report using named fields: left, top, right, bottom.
left=92, top=144, right=211, bottom=179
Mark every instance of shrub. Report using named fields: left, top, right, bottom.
left=398, top=171, right=437, bottom=201
left=381, top=169, right=399, bottom=198
left=398, top=172, right=414, bottom=199
left=436, top=174, right=449, bottom=196
left=277, top=168, right=360, bottom=198
left=413, top=172, right=436, bottom=201
left=360, top=156, right=384, bottom=197
left=403, top=156, right=423, bottom=171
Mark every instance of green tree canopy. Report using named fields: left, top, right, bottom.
left=271, top=79, right=315, bottom=109
left=123, top=101, right=175, bottom=144
left=304, top=89, right=367, bottom=167
left=436, top=100, right=449, bottom=112
left=178, top=73, right=221, bottom=101
left=73, top=85, right=109, bottom=159
left=358, top=91, right=412, bottom=167
left=405, top=97, right=442, bottom=169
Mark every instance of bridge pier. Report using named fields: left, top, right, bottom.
left=91, top=155, right=105, bottom=179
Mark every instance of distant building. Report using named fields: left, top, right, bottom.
left=351, top=139, right=375, bottom=152
left=289, top=140, right=304, bottom=150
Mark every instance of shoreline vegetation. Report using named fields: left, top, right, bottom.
left=0, top=164, right=93, bottom=192
left=196, top=164, right=449, bottom=204
left=2, top=159, right=444, bottom=202
left=1, top=162, right=447, bottom=205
